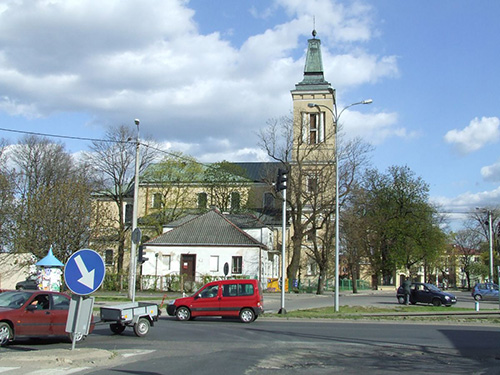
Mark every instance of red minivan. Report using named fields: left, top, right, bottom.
left=166, top=279, right=263, bottom=323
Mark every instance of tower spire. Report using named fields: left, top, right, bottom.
left=295, top=30, right=331, bottom=90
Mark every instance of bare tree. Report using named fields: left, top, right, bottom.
left=259, top=115, right=372, bottom=293
left=11, top=135, right=94, bottom=262
left=84, top=125, right=158, bottom=273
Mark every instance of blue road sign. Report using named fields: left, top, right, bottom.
left=64, top=249, right=106, bottom=295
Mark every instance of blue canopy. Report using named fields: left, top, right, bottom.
left=35, top=247, right=64, bottom=267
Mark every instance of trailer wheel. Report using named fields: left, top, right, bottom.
left=134, top=318, right=150, bottom=337
left=110, top=323, right=126, bottom=334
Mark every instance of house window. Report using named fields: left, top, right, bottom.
left=230, top=192, right=240, bottom=211
left=198, top=192, right=207, bottom=209
left=105, top=249, right=113, bottom=266
left=210, top=256, right=219, bottom=272
left=163, top=255, right=171, bottom=270
left=152, top=193, right=162, bottom=209
left=232, top=256, right=242, bottom=274
left=302, top=112, right=325, bottom=144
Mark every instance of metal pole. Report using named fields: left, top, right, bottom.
left=333, top=104, right=340, bottom=312
left=279, top=187, right=287, bottom=314
left=488, top=210, right=494, bottom=282
left=128, top=119, right=140, bottom=302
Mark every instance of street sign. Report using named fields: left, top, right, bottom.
left=131, top=227, right=142, bottom=244
left=64, top=249, right=106, bottom=295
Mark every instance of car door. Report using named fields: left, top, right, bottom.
left=49, top=293, right=71, bottom=335
left=190, top=283, right=220, bottom=317
left=17, top=293, right=53, bottom=336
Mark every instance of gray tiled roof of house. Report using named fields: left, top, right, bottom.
left=146, top=210, right=267, bottom=248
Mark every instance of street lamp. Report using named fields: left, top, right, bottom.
left=128, top=119, right=141, bottom=302
left=308, top=99, right=372, bottom=312
left=476, top=207, right=494, bottom=282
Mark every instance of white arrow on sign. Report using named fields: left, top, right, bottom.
left=74, top=254, right=95, bottom=289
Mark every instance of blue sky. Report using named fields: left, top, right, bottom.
left=0, top=0, right=499, bottom=230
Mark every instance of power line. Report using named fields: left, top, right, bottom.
left=0, top=126, right=115, bottom=143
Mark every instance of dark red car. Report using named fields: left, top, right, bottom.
left=0, top=290, right=86, bottom=345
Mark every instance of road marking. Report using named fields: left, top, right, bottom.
left=0, top=368, right=19, bottom=373
left=29, top=368, right=90, bottom=375
left=121, top=349, right=156, bottom=358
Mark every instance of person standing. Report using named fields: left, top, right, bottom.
left=402, top=277, right=411, bottom=305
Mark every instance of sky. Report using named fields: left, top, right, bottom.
left=0, top=0, right=499, bottom=231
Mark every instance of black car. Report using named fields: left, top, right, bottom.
left=15, top=275, right=39, bottom=290
left=397, top=282, right=457, bottom=307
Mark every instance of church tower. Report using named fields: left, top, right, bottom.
left=291, top=30, right=336, bottom=164
left=290, top=30, right=336, bottom=192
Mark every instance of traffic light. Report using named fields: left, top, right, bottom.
left=275, top=168, right=288, bottom=192
left=138, top=245, right=149, bottom=264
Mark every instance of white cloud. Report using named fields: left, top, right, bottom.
left=0, top=0, right=401, bottom=163
left=481, top=159, right=500, bottom=182
left=444, top=117, right=500, bottom=155
left=432, top=186, right=500, bottom=214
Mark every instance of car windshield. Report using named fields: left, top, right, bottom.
left=426, top=284, right=441, bottom=292
left=0, top=291, right=32, bottom=308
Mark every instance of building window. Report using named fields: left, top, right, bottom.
left=210, top=256, right=219, bottom=272
left=263, top=192, right=274, bottom=210
left=307, top=176, right=318, bottom=193
left=163, top=255, right=171, bottom=270
left=105, top=249, right=113, bottom=266
left=302, top=112, right=325, bottom=144
left=198, top=192, right=207, bottom=209
left=232, top=256, right=242, bottom=274
left=230, top=192, right=240, bottom=211
left=125, top=204, right=133, bottom=224
left=152, top=193, right=162, bottom=209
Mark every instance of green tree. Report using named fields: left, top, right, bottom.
left=361, top=165, right=445, bottom=287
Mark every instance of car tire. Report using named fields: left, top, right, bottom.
left=134, top=318, right=150, bottom=337
left=397, top=296, right=405, bottom=304
left=69, top=331, right=85, bottom=342
left=240, top=308, right=255, bottom=323
left=176, top=306, right=191, bottom=321
left=474, top=294, right=482, bottom=301
left=0, top=322, right=12, bottom=346
left=110, top=323, right=126, bottom=334
left=432, top=299, right=442, bottom=307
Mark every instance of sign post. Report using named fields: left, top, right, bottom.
left=64, top=249, right=105, bottom=350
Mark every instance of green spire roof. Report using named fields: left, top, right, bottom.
left=295, top=30, right=331, bottom=91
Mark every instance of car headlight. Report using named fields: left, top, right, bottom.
left=444, top=296, right=451, bottom=300
left=167, top=300, right=176, bottom=305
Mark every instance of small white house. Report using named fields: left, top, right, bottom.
left=141, top=210, right=279, bottom=290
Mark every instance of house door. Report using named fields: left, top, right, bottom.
left=180, top=254, right=196, bottom=292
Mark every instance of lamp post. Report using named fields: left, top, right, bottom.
left=128, top=119, right=141, bottom=302
left=308, top=99, right=372, bottom=312
left=476, top=207, right=494, bottom=282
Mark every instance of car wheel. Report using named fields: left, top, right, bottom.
left=16, top=286, right=24, bottom=291
left=0, top=322, right=12, bottom=346
left=397, top=296, right=405, bottom=304
left=474, top=294, right=482, bottom=301
left=240, top=308, right=255, bottom=323
left=69, top=331, right=85, bottom=342
left=176, top=306, right=191, bottom=321
left=134, top=318, right=150, bottom=337
left=110, top=323, right=126, bottom=334
left=432, top=299, right=442, bottom=307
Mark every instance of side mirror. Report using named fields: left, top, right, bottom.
left=26, top=305, right=37, bottom=311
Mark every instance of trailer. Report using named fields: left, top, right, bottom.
left=99, top=302, right=160, bottom=337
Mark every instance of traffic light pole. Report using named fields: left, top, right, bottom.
left=278, top=186, right=287, bottom=315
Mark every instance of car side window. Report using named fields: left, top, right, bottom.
left=222, top=284, right=254, bottom=297
left=30, top=294, right=50, bottom=310
left=52, top=294, right=70, bottom=310
left=199, top=285, right=218, bottom=298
